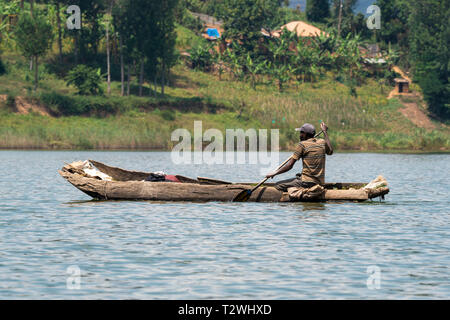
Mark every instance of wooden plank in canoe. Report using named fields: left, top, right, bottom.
left=197, top=177, right=232, bottom=185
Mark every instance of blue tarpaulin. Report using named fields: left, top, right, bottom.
left=206, top=28, right=220, bottom=38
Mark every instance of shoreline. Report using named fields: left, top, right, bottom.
left=1, top=148, right=449, bottom=154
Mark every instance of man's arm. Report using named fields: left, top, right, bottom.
left=321, top=122, right=333, bottom=155
left=266, top=158, right=297, bottom=179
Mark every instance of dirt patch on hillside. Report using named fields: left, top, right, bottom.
left=388, top=66, right=436, bottom=130
left=387, top=90, right=436, bottom=130
left=399, top=101, right=436, bottom=130
left=0, top=95, right=51, bottom=116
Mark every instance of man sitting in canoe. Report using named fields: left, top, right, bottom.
left=266, top=122, right=333, bottom=191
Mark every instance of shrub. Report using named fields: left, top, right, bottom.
left=66, top=65, right=104, bottom=95
left=187, top=43, right=215, bottom=71
left=181, top=10, right=203, bottom=34
left=5, top=95, right=16, bottom=111
left=161, top=109, right=176, bottom=121
left=0, top=57, right=6, bottom=75
left=39, top=91, right=131, bottom=117
left=40, top=91, right=87, bottom=115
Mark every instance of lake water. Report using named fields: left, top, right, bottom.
left=0, top=151, right=448, bottom=299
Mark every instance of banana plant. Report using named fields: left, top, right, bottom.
left=383, top=46, right=400, bottom=69
left=214, top=50, right=225, bottom=81
left=293, top=40, right=320, bottom=83
left=244, top=53, right=267, bottom=90
left=223, top=47, right=244, bottom=81
left=0, top=0, right=20, bottom=15
left=0, top=0, right=21, bottom=50
left=188, top=42, right=215, bottom=71
left=267, top=60, right=291, bottom=92
left=333, top=33, right=365, bottom=95
left=264, top=30, right=298, bottom=91
left=312, top=29, right=338, bottom=57
left=0, top=19, right=12, bottom=48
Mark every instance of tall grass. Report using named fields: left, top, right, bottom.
left=0, top=51, right=449, bottom=151
left=0, top=109, right=448, bottom=151
left=0, top=111, right=171, bottom=149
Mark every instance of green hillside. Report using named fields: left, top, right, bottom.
left=0, top=1, right=448, bottom=152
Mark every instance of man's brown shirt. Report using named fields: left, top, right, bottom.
left=292, top=138, right=332, bottom=185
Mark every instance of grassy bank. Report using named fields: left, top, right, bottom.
left=0, top=109, right=263, bottom=150
left=1, top=102, right=448, bottom=152
left=0, top=46, right=449, bottom=152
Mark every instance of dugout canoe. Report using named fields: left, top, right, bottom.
left=58, top=160, right=389, bottom=202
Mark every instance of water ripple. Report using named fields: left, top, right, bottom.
left=0, top=151, right=449, bottom=299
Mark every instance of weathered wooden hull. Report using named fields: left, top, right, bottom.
left=59, top=161, right=389, bottom=203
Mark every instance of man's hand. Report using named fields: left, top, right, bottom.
left=266, top=172, right=277, bottom=179
left=320, top=121, right=333, bottom=155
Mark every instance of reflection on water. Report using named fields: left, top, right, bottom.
left=301, top=202, right=327, bottom=211
left=0, top=151, right=449, bottom=299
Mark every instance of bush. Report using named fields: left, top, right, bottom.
left=415, top=66, right=450, bottom=119
left=382, top=69, right=396, bottom=86
left=5, top=95, right=16, bottom=111
left=181, top=10, right=203, bottom=34
left=187, top=43, right=215, bottom=71
left=66, top=65, right=104, bottom=95
left=161, top=109, right=176, bottom=121
left=0, top=57, right=6, bottom=75
left=40, top=91, right=87, bottom=115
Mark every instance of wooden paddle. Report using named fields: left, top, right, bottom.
left=232, top=130, right=324, bottom=202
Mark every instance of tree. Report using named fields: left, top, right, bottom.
left=409, top=0, right=449, bottom=119
left=30, top=0, right=34, bottom=17
left=331, top=0, right=357, bottom=37
left=103, top=0, right=115, bottom=95
left=66, top=64, right=104, bottom=95
left=113, top=0, right=179, bottom=96
left=187, top=42, right=215, bottom=71
left=63, top=0, right=106, bottom=63
left=115, top=0, right=153, bottom=96
left=184, top=0, right=226, bottom=17
left=374, top=0, right=410, bottom=67
left=55, top=1, right=63, bottom=62
left=375, top=0, right=409, bottom=45
left=266, top=30, right=296, bottom=91
left=243, top=53, right=267, bottom=89
left=306, top=0, right=330, bottom=23
left=336, top=33, right=364, bottom=96
left=14, top=12, right=53, bottom=90
left=113, top=0, right=134, bottom=96
left=223, top=47, right=245, bottom=81
left=293, top=38, right=320, bottom=83
left=0, top=0, right=20, bottom=51
left=219, top=0, right=282, bottom=55
left=154, top=0, right=179, bottom=95
left=40, top=1, right=64, bottom=63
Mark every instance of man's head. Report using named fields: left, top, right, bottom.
left=295, top=123, right=316, bottom=141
